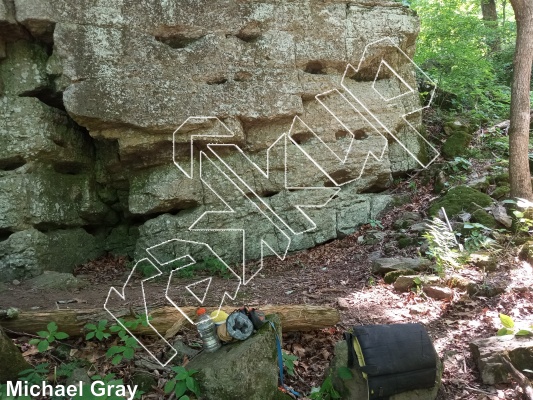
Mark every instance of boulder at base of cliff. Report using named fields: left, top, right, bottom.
left=0, top=326, right=30, bottom=381
left=185, top=314, right=291, bottom=400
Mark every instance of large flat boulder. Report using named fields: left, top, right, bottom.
left=470, top=335, right=533, bottom=385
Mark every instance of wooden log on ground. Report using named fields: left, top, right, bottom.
left=0, top=305, right=339, bottom=338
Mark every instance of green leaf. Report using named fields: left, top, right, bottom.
left=176, top=369, right=189, bottom=380
left=337, top=367, right=353, bottom=380
left=516, top=329, right=532, bottom=336
left=111, top=354, right=122, bottom=365
left=37, top=330, right=49, bottom=338
left=179, top=396, right=190, bottom=400
left=86, top=331, right=95, bottom=340
left=55, top=332, right=69, bottom=340
left=499, top=313, right=515, bottom=329
left=85, top=323, right=97, bottom=331
left=186, top=376, right=198, bottom=394
left=123, top=347, right=135, bottom=359
left=413, top=277, right=422, bottom=285
left=109, top=325, right=122, bottom=333
left=106, top=346, right=124, bottom=357
left=174, top=381, right=187, bottom=398
left=164, top=379, right=176, bottom=394
left=29, top=338, right=40, bottom=345
left=98, top=319, right=108, bottom=328
left=497, top=327, right=508, bottom=336
left=47, top=321, right=58, bottom=333
left=37, top=340, right=49, bottom=352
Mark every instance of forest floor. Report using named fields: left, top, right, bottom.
left=1, top=179, right=532, bottom=400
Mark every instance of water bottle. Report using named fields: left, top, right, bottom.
left=196, top=308, right=221, bottom=352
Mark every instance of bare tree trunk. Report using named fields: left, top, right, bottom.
left=482, top=0, right=498, bottom=21
left=481, top=0, right=500, bottom=52
left=509, top=0, right=533, bottom=200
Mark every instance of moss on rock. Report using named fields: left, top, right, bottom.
left=383, top=269, right=417, bottom=284
left=442, top=132, right=473, bottom=159
left=472, top=209, right=497, bottom=228
left=491, top=185, right=510, bottom=200
left=428, top=186, right=493, bottom=217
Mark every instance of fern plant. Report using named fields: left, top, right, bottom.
left=423, top=217, right=461, bottom=276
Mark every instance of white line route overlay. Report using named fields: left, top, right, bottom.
left=105, top=37, right=439, bottom=365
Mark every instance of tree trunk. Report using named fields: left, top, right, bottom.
left=481, top=0, right=500, bottom=52
left=509, top=0, right=533, bottom=200
left=482, top=0, right=498, bottom=22
left=0, top=304, right=340, bottom=338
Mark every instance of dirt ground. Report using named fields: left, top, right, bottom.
left=1, top=184, right=532, bottom=400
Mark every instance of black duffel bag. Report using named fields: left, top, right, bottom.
left=344, top=323, right=438, bottom=399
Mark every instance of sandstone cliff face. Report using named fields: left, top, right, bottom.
left=0, top=0, right=432, bottom=281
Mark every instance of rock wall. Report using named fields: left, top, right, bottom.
left=0, top=0, right=431, bottom=282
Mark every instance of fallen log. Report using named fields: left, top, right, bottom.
left=0, top=304, right=339, bottom=338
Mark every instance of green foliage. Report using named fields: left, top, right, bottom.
left=309, top=376, right=341, bottom=400
left=497, top=313, right=533, bottom=337
left=410, top=0, right=516, bottom=122
left=18, top=363, right=49, bottom=385
left=106, top=329, right=140, bottom=365
left=423, top=217, right=461, bottom=275
left=282, top=352, right=298, bottom=377
left=164, top=366, right=200, bottom=400
left=462, top=222, right=497, bottom=252
left=85, top=319, right=111, bottom=341
left=444, top=157, right=472, bottom=174
left=29, top=322, right=69, bottom=352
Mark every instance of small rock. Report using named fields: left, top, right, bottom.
left=383, top=269, right=417, bottom=284
left=422, top=285, right=453, bottom=300
left=361, top=230, right=385, bottom=245
left=492, top=204, right=512, bottom=228
left=26, top=271, right=86, bottom=290
left=410, top=222, right=429, bottom=233
left=394, top=275, right=441, bottom=292
left=172, top=339, right=200, bottom=362
left=409, top=304, right=430, bottom=315
left=446, top=275, right=476, bottom=293
left=393, top=212, right=422, bottom=229
left=372, top=258, right=431, bottom=275
left=469, top=251, right=497, bottom=271
left=519, top=241, right=533, bottom=264
left=12, top=280, right=20, bottom=286
left=337, top=297, right=351, bottom=310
